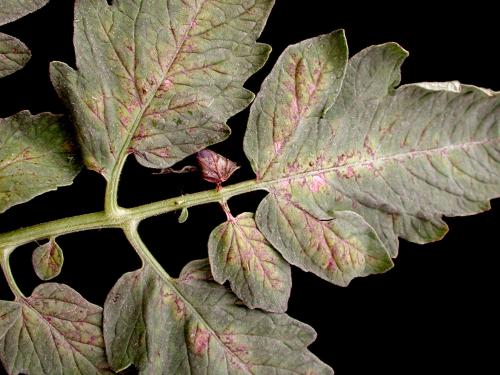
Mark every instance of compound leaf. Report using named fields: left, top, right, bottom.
left=0, top=111, right=80, bottom=213
left=0, top=32, right=30, bottom=78
left=104, top=259, right=331, bottom=374
left=32, top=238, right=64, bottom=280
left=50, top=0, right=274, bottom=179
left=0, top=0, right=49, bottom=26
left=208, top=212, right=291, bottom=312
left=0, top=283, right=113, bottom=375
left=244, top=32, right=500, bottom=272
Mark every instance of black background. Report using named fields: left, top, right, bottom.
left=0, top=1, right=499, bottom=374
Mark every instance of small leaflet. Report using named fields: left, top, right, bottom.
left=197, top=149, right=240, bottom=186
left=32, top=238, right=64, bottom=280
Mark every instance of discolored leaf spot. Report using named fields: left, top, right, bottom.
left=32, top=238, right=64, bottom=280
left=104, top=260, right=332, bottom=374
left=0, top=0, right=49, bottom=26
left=244, top=32, right=500, bottom=266
left=0, top=283, right=113, bottom=375
left=50, top=0, right=274, bottom=178
left=0, top=32, right=31, bottom=78
left=198, top=149, right=240, bottom=186
left=257, top=195, right=393, bottom=286
left=0, top=111, right=81, bottom=213
left=208, top=212, right=291, bottom=312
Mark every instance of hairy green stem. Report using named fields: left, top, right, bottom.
left=123, top=220, right=172, bottom=281
left=0, top=247, right=24, bottom=298
left=104, top=155, right=128, bottom=216
left=0, top=179, right=264, bottom=250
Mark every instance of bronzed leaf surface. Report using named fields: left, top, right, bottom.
left=0, top=111, right=80, bottom=213
left=32, top=238, right=64, bottom=280
left=51, top=0, right=274, bottom=178
left=0, top=283, right=113, bottom=375
left=198, top=149, right=240, bottom=185
left=0, top=32, right=30, bottom=78
left=244, top=32, right=500, bottom=282
left=208, top=212, right=291, bottom=312
left=104, top=259, right=331, bottom=374
left=0, top=0, right=49, bottom=25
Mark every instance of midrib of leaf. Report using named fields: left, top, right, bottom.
left=260, top=136, right=500, bottom=189
left=105, top=0, right=208, bottom=214
left=124, top=223, right=254, bottom=374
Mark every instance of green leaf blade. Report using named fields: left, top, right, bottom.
left=0, top=0, right=49, bottom=26
left=104, top=260, right=332, bottom=374
left=0, top=283, right=113, bottom=375
left=50, top=0, right=275, bottom=178
left=257, top=195, right=393, bottom=286
left=0, top=111, right=81, bottom=213
left=0, top=32, right=31, bottom=78
left=244, top=33, right=500, bottom=268
left=208, top=212, right=291, bottom=312
left=32, top=238, right=64, bottom=280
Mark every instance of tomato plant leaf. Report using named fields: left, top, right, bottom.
left=104, top=259, right=331, bottom=374
left=32, top=238, right=64, bottom=280
left=0, top=111, right=80, bottom=213
left=245, top=33, right=500, bottom=273
left=256, top=196, right=393, bottom=286
left=0, top=283, right=113, bottom=375
left=208, top=212, right=291, bottom=312
left=198, top=149, right=240, bottom=185
left=0, top=32, right=30, bottom=78
left=0, top=0, right=49, bottom=25
left=50, top=0, right=274, bottom=178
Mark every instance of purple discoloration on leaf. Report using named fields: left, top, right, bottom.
left=245, top=33, right=500, bottom=262
left=197, top=149, right=240, bottom=187
left=0, top=283, right=112, bottom=375
left=208, top=212, right=291, bottom=312
left=103, top=260, right=332, bottom=374
left=50, top=0, right=275, bottom=175
left=32, top=238, right=64, bottom=281
left=0, top=32, right=31, bottom=78
left=0, top=111, right=81, bottom=213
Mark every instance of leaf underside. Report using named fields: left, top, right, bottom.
left=243, top=30, right=500, bottom=289
left=32, top=238, right=64, bottom=280
left=0, top=32, right=31, bottom=78
left=0, top=0, right=50, bottom=78
left=0, top=283, right=112, bottom=375
left=104, top=259, right=332, bottom=374
left=208, top=212, right=291, bottom=312
left=0, top=0, right=49, bottom=26
left=0, top=111, right=80, bottom=213
left=50, top=0, right=275, bottom=179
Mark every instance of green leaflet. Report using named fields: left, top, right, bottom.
left=0, top=0, right=49, bottom=25
left=50, top=0, right=274, bottom=179
left=32, top=238, right=64, bottom=280
left=244, top=30, right=393, bottom=285
left=208, top=212, right=291, bottom=312
left=0, top=0, right=49, bottom=78
left=257, top=197, right=393, bottom=286
left=244, top=30, right=500, bottom=283
left=0, top=32, right=30, bottom=78
left=103, top=259, right=331, bottom=374
left=0, top=111, right=80, bottom=213
left=0, top=283, right=113, bottom=375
